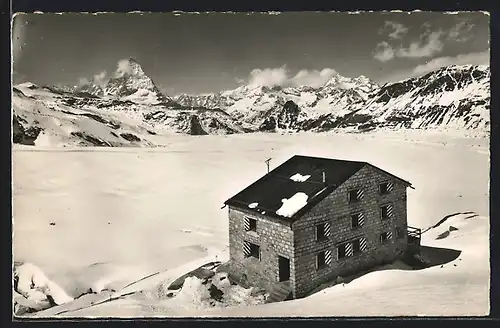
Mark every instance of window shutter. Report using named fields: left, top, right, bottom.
left=324, top=222, right=331, bottom=237
left=358, top=212, right=365, bottom=226
left=359, top=237, right=367, bottom=251
left=386, top=204, right=394, bottom=218
left=345, top=242, right=353, bottom=257
left=387, top=182, right=394, bottom=192
left=387, top=230, right=393, bottom=240
left=325, top=249, right=332, bottom=265
left=243, top=241, right=251, bottom=257
left=244, top=217, right=250, bottom=231
left=356, top=189, right=364, bottom=200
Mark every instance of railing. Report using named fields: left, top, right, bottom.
left=407, top=226, right=421, bottom=238
left=407, top=226, right=422, bottom=246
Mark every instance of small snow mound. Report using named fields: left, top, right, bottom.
left=14, top=262, right=74, bottom=307
left=421, top=212, right=486, bottom=244
left=276, top=192, right=309, bottom=218
left=290, top=173, right=311, bottom=182
left=248, top=202, right=258, bottom=209
left=173, top=276, right=212, bottom=310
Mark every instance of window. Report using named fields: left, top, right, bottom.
left=316, top=250, right=332, bottom=269
left=380, top=204, right=394, bottom=220
left=395, top=227, right=404, bottom=239
left=351, top=212, right=365, bottom=229
left=352, top=237, right=367, bottom=255
left=337, top=242, right=353, bottom=259
left=244, top=216, right=257, bottom=232
left=316, top=222, right=331, bottom=241
left=244, top=241, right=260, bottom=259
left=380, top=231, right=393, bottom=244
left=379, top=182, right=394, bottom=195
left=348, top=188, right=364, bottom=203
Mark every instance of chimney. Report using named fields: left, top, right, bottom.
left=265, top=158, right=272, bottom=174
left=322, top=171, right=326, bottom=184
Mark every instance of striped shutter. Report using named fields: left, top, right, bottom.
left=358, top=212, right=365, bottom=226
left=356, top=189, right=364, bottom=200
left=386, top=182, right=394, bottom=192
left=243, top=241, right=251, bottom=257
left=325, top=249, right=333, bottom=265
left=324, top=222, right=331, bottom=237
left=345, top=242, right=353, bottom=257
left=386, top=230, right=393, bottom=240
left=244, top=217, right=250, bottom=231
left=359, top=237, right=367, bottom=251
left=386, top=204, right=394, bottom=218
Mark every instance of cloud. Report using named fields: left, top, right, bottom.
left=77, top=70, right=109, bottom=87
left=117, top=59, right=133, bottom=77
left=245, top=66, right=339, bottom=88
left=396, top=30, right=445, bottom=58
left=447, top=21, right=475, bottom=42
left=92, top=71, right=108, bottom=86
left=412, top=50, right=490, bottom=75
left=372, top=41, right=396, bottom=62
left=291, top=68, right=339, bottom=88
left=116, top=58, right=140, bottom=77
left=78, top=77, right=90, bottom=86
left=373, top=20, right=477, bottom=62
left=380, top=21, right=409, bottom=40
left=248, top=66, right=289, bottom=87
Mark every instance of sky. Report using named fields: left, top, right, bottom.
left=12, top=12, right=490, bottom=96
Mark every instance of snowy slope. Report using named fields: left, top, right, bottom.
left=12, top=83, right=159, bottom=147
left=13, top=132, right=489, bottom=317
left=355, top=65, right=490, bottom=131
left=12, top=63, right=490, bottom=147
left=12, top=82, right=248, bottom=146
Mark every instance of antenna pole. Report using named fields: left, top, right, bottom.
left=265, top=158, right=272, bottom=174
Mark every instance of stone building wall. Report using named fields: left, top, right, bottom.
left=227, top=206, right=295, bottom=290
left=291, top=165, right=409, bottom=298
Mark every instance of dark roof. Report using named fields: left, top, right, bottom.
left=224, top=155, right=412, bottom=221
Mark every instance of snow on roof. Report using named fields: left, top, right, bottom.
left=248, top=202, right=258, bottom=209
left=224, top=155, right=412, bottom=221
left=290, top=173, right=311, bottom=182
left=276, top=192, right=309, bottom=218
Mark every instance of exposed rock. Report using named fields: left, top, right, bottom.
left=189, top=115, right=209, bottom=135
left=70, top=132, right=112, bottom=147
left=167, top=267, right=215, bottom=290
left=12, top=115, right=42, bottom=145
left=208, top=284, right=224, bottom=302
left=259, top=116, right=277, bottom=132
left=120, top=133, right=141, bottom=142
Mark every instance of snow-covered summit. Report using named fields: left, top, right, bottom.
left=104, top=58, right=173, bottom=105
left=173, top=72, right=380, bottom=123
left=11, top=63, right=490, bottom=147
left=73, top=58, right=173, bottom=106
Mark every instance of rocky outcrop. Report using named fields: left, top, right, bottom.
left=13, top=115, right=42, bottom=145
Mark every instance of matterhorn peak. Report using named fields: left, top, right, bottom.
left=115, top=57, right=147, bottom=78
left=102, top=58, right=174, bottom=105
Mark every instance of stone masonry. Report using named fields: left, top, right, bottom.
left=227, top=164, right=409, bottom=299
left=227, top=207, right=294, bottom=290
left=291, top=165, right=408, bottom=298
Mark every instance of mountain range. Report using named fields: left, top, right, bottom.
left=12, top=57, right=490, bottom=147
